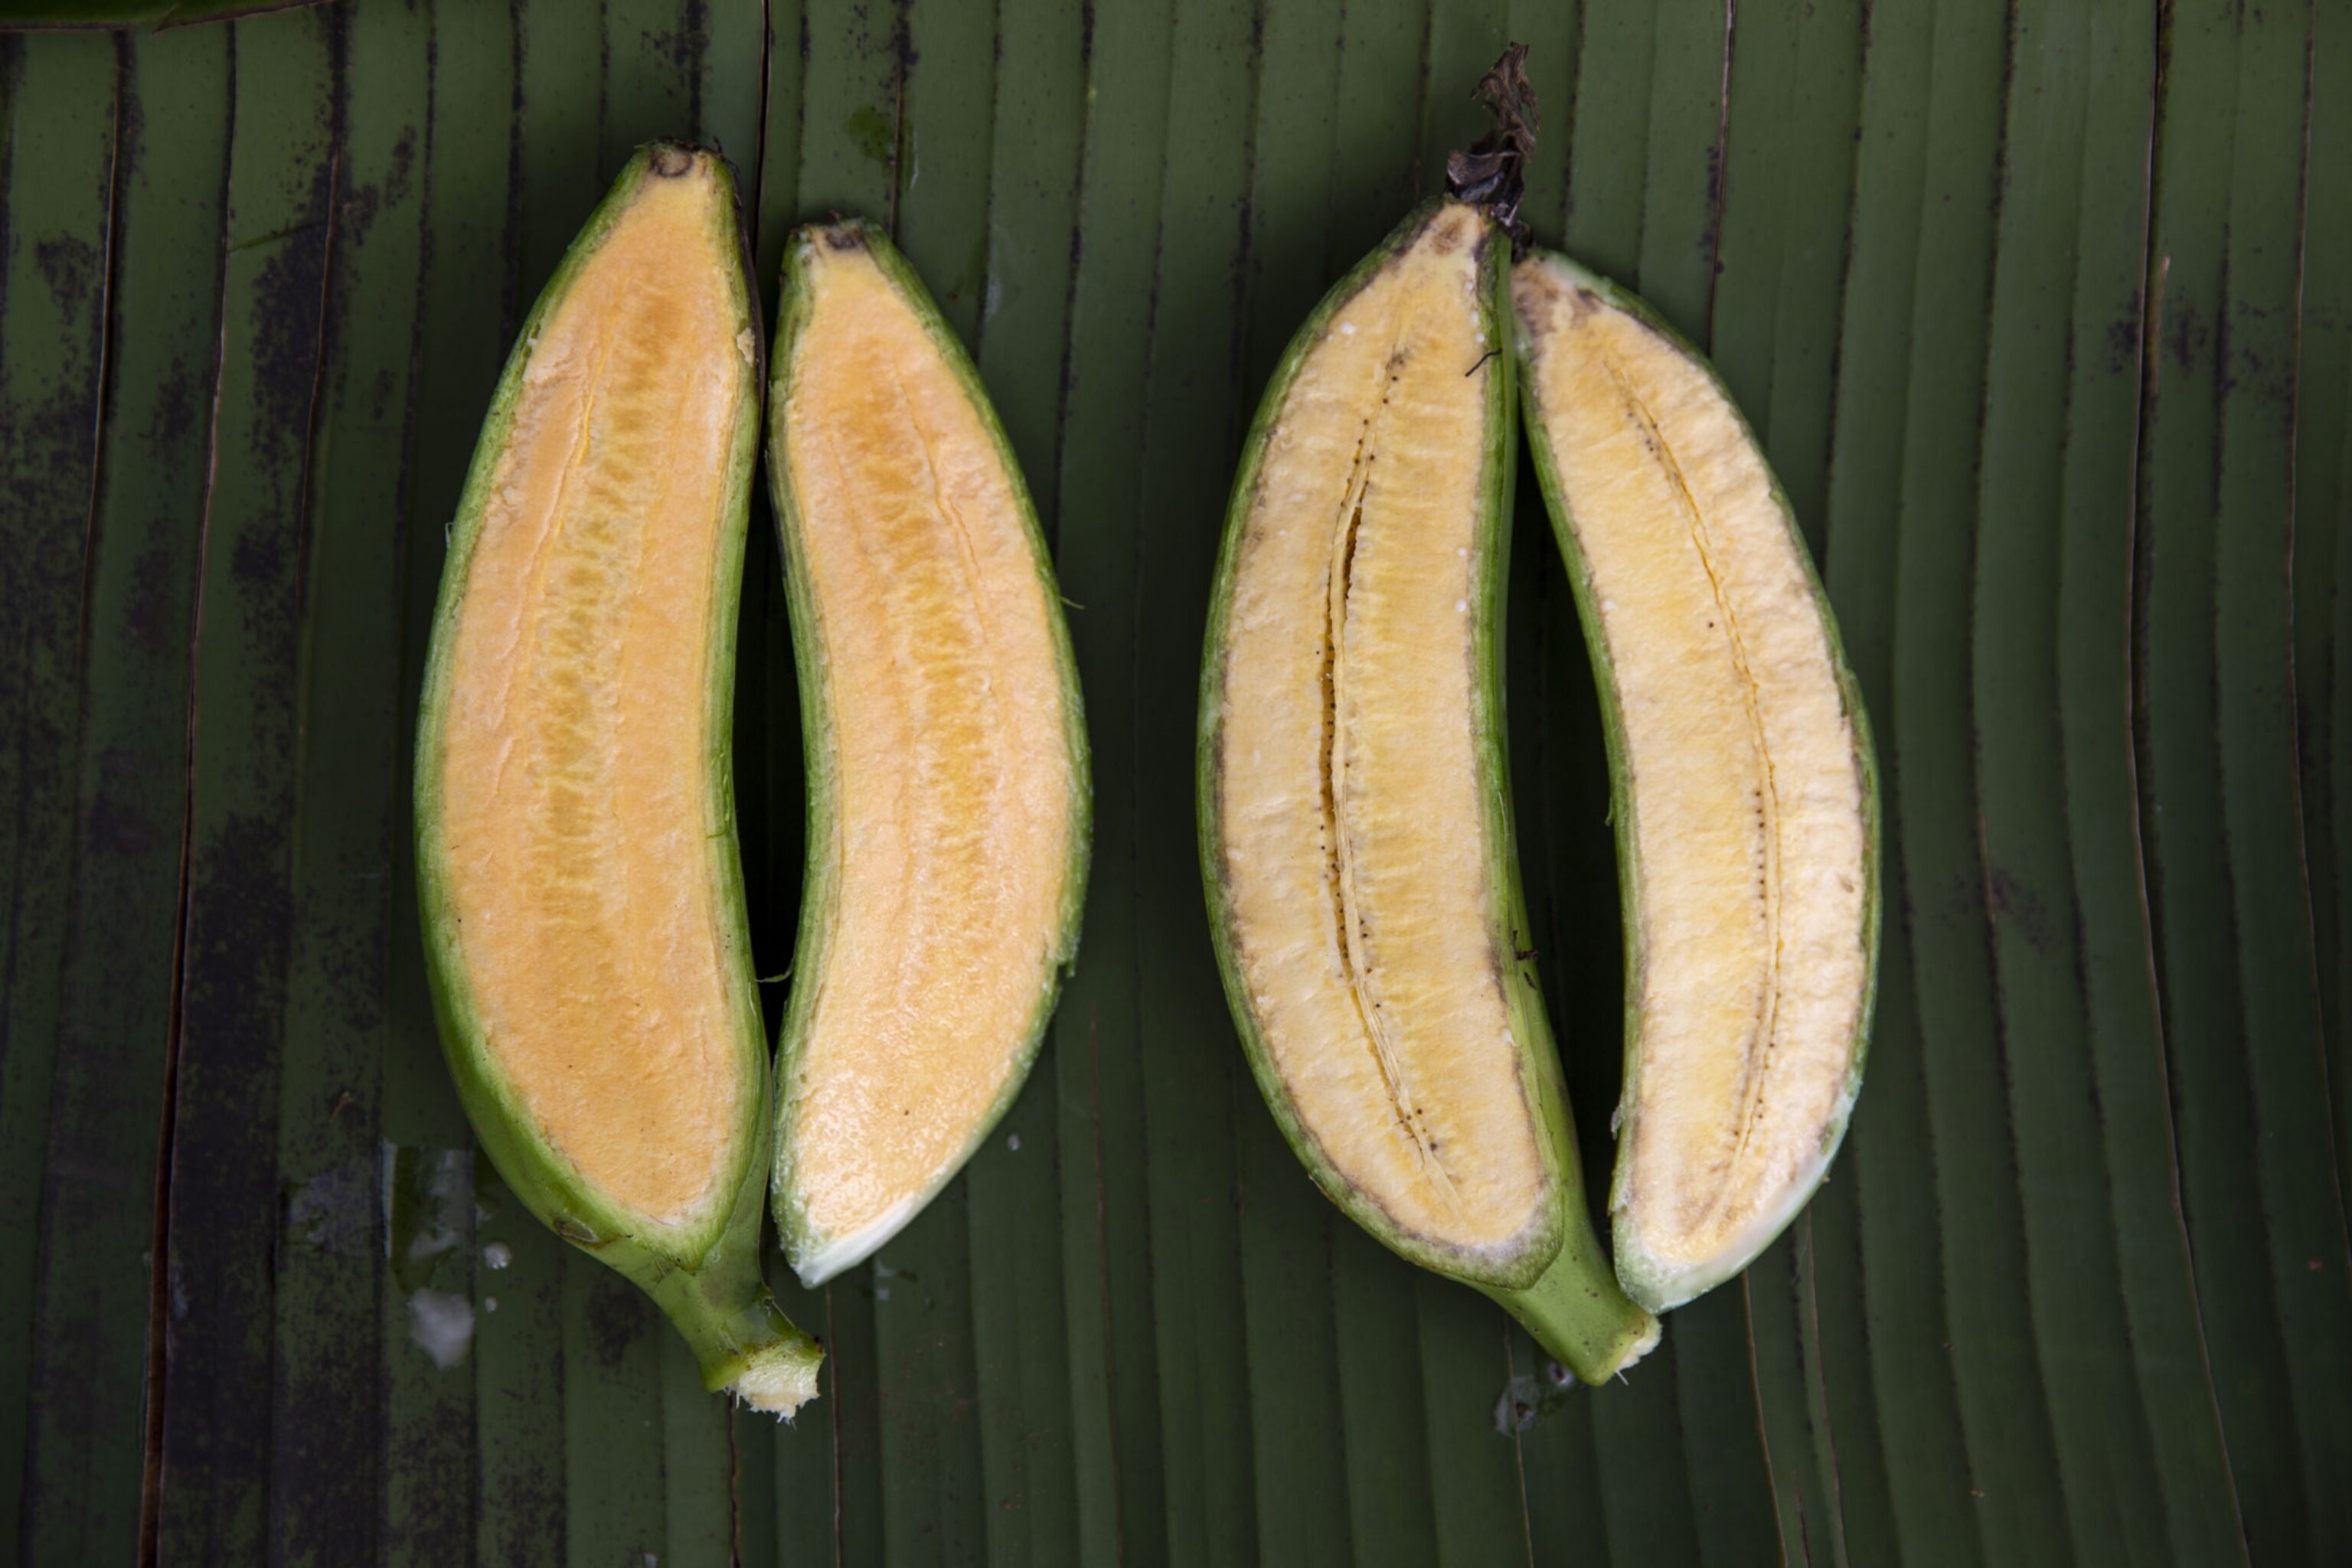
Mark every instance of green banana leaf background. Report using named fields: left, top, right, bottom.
left=2, top=0, right=2348, bottom=1562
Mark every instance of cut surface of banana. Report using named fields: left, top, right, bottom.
left=1514, top=250, right=1878, bottom=1313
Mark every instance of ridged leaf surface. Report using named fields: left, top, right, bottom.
left=0, top=1, right=2344, bottom=1560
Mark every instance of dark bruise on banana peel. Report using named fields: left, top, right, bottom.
left=1199, top=49, right=1660, bottom=1384
left=1514, top=251, right=1879, bottom=1316
left=415, top=143, right=822, bottom=1416
left=765, top=218, right=1090, bottom=1290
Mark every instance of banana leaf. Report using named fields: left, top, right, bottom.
left=0, top=0, right=322, bottom=30
left=0, top=0, right=2345, bottom=1560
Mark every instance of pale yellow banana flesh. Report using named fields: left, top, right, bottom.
left=1213, top=203, right=1553, bottom=1272
left=1514, top=256, right=1872, bottom=1310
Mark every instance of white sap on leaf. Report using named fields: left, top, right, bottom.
left=408, top=1289, right=475, bottom=1370
left=383, top=1142, right=472, bottom=1286
left=287, top=1156, right=373, bottom=1258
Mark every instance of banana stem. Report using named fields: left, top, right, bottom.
left=648, top=1245, right=825, bottom=1417
left=1481, top=1215, right=1660, bottom=1384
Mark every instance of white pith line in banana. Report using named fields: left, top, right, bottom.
left=1320, top=307, right=1467, bottom=1215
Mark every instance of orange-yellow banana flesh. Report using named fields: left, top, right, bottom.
left=433, top=165, right=753, bottom=1230
left=773, top=235, right=1081, bottom=1282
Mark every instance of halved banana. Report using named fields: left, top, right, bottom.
left=1513, top=251, right=1879, bottom=1314
left=1201, top=198, right=1658, bottom=1382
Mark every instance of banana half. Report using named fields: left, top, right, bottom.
left=766, top=222, right=1089, bottom=1287
left=1513, top=251, right=1880, bottom=1314
left=1201, top=200, right=1658, bottom=1382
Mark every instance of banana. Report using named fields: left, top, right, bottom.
left=1200, top=172, right=1658, bottom=1383
left=765, top=221, right=1090, bottom=1285
left=1512, top=250, right=1879, bottom=1313
left=416, top=145, right=821, bottom=1414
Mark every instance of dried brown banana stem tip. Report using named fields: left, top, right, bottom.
left=1445, top=42, right=1539, bottom=246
